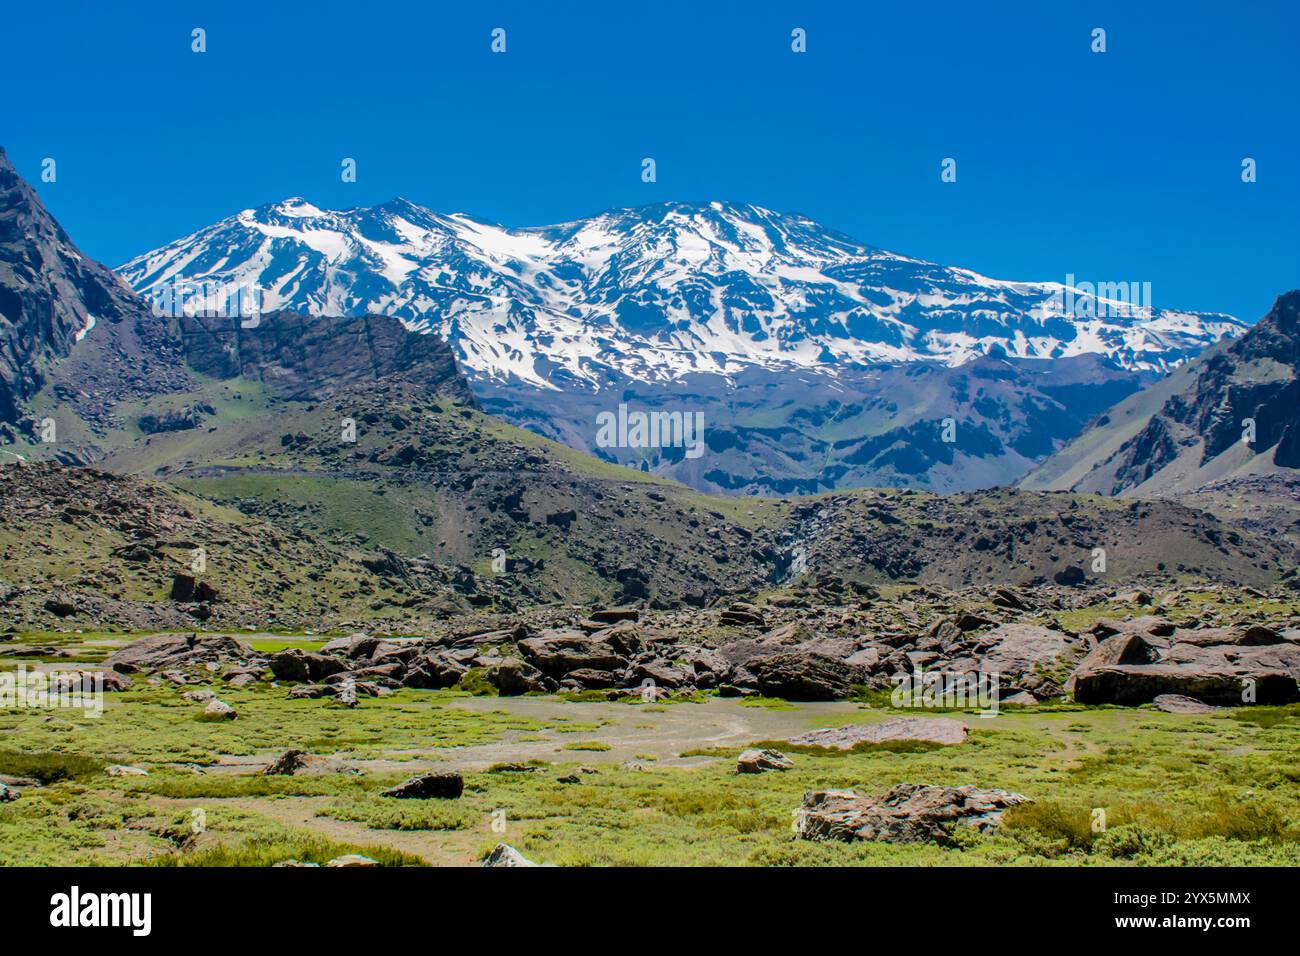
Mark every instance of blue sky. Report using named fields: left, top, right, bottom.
left=5, top=0, right=1297, bottom=321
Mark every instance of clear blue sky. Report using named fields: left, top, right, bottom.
left=5, top=0, right=1296, bottom=321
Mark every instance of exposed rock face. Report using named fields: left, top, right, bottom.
left=0, top=147, right=190, bottom=434
left=947, top=623, right=1083, bottom=683
left=789, top=717, right=968, bottom=749
left=85, top=587, right=1300, bottom=714
left=178, top=309, right=475, bottom=404
left=795, top=783, right=1030, bottom=845
left=138, top=403, right=213, bottom=434
left=1025, top=290, right=1300, bottom=497
left=1073, top=664, right=1298, bottom=706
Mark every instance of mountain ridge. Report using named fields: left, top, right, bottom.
left=1020, top=291, right=1300, bottom=545
left=118, top=195, right=1247, bottom=389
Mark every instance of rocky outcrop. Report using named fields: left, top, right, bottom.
left=1069, top=621, right=1300, bottom=706
left=749, top=651, right=864, bottom=701
left=1025, top=290, right=1300, bottom=497
left=105, top=633, right=253, bottom=673
left=795, top=783, right=1030, bottom=845
left=0, top=147, right=190, bottom=434
left=178, top=309, right=474, bottom=404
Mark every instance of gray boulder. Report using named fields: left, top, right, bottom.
left=736, top=749, right=794, bottom=773
left=795, top=783, right=1030, bottom=845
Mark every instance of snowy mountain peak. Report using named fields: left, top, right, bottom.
left=118, top=198, right=1246, bottom=390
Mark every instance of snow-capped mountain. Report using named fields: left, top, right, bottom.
left=118, top=199, right=1246, bottom=390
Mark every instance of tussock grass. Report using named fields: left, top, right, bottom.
left=0, top=749, right=105, bottom=784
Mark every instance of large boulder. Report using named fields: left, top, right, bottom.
left=795, top=783, right=1030, bottom=845
left=963, top=623, right=1082, bottom=679
left=269, top=649, right=349, bottom=683
left=105, top=633, right=253, bottom=673
left=1069, top=620, right=1300, bottom=706
left=518, top=630, right=626, bottom=677
left=749, top=651, right=863, bottom=701
left=382, top=771, right=464, bottom=799
left=627, top=659, right=693, bottom=689
left=1072, top=664, right=1298, bottom=706
left=736, top=749, right=794, bottom=773
left=402, top=652, right=468, bottom=689
left=484, top=658, right=548, bottom=695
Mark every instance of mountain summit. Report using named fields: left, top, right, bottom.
left=119, top=197, right=1245, bottom=390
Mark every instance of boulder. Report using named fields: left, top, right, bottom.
left=795, top=783, right=1030, bottom=845
left=1175, top=625, right=1288, bottom=647
left=736, top=749, right=794, bottom=773
left=263, top=749, right=356, bottom=775
left=201, top=699, right=237, bottom=720
left=269, top=649, right=348, bottom=683
left=518, top=630, right=626, bottom=677
left=720, top=603, right=767, bottom=627
left=382, top=771, right=464, bottom=799
left=402, top=652, right=468, bottom=689
left=588, top=607, right=640, bottom=625
left=1115, top=589, right=1153, bottom=606
left=971, top=623, right=1081, bottom=679
left=1065, top=631, right=1167, bottom=694
left=1152, top=694, right=1220, bottom=715
left=627, top=659, right=693, bottom=689
left=990, top=587, right=1030, bottom=611
left=485, top=658, right=548, bottom=695
left=263, top=749, right=312, bottom=775
left=51, top=669, right=132, bottom=693
left=105, top=764, right=149, bottom=777
left=1072, top=664, right=1299, bottom=706
left=106, top=633, right=253, bottom=673
left=484, top=843, right=540, bottom=867
left=749, top=651, right=863, bottom=701
left=1090, top=616, right=1176, bottom=640
left=1053, top=565, right=1087, bottom=587
left=105, top=633, right=192, bottom=671
left=562, top=668, right=620, bottom=689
